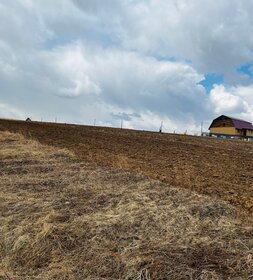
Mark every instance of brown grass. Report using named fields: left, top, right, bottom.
left=0, top=119, right=252, bottom=214
left=0, top=131, right=253, bottom=279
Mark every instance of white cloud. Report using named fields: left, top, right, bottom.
left=45, top=43, right=207, bottom=120
left=117, top=0, right=253, bottom=76
left=0, top=0, right=253, bottom=133
left=210, top=84, right=253, bottom=122
left=121, top=110, right=202, bottom=134
left=49, top=45, right=101, bottom=97
left=0, top=103, right=25, bottom=119
left=58, top=77, right=101, bottom=98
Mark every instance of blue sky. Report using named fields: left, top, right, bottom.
left=199, top=74, right=224, bottom=93
left=238, top=64, right=253, bottom=79
left=0, top=0, right=253, bottom=133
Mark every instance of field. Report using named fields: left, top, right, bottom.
left=0, top=119, right=253, bottom=279
left=0, top=119, right=252, bottom=213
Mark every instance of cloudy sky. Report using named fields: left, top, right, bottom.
left=1, top=0, right=253, bottom=133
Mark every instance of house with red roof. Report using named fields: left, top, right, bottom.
left=209, top=115, right=253, bottom=139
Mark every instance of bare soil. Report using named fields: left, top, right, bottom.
left=0, top=119, right=252, bottom=213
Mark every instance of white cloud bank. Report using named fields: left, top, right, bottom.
left=0, top=103, right=25, bottom=119
left=0, top=0, right=253, bottom=133
left=210, top=85, right=253, bottom=122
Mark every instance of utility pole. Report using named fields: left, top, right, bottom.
left=121, top=119, right=123, bottom=129
left=159, top=121, right=163, bottom=133
left=94, top=118, right=96, bottom=126
left=200, top=121, right=203, bottom=136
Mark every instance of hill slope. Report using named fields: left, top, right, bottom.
left=0, top=131, right=252, bottom=279
left=0, top=119, right=252, bottom=213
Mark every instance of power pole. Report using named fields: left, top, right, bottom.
left=94, top=118, right=96, bottom=126
left=200, top=121, right=203, bottom=136
left=159, top=121, right=163, bottom=133
left=121, top=119, right=123, bottom=129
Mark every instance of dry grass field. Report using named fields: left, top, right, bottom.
left=0, top=119, right=252, bottom=213
left=0, top=122, right=253, bottom=279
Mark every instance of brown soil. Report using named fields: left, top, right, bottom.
left=0, top=131, right=252, bottom=279
left=0, top=119, right=252, bottom=213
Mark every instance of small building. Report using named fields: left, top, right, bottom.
left=209, top=115, right=253, bottom=139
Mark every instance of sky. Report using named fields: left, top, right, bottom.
left=0, top=0, right=253, bottom=134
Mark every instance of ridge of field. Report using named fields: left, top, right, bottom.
left=0, top=131, right=252, bottom=279
left=0, top=119, right=252, bottom=213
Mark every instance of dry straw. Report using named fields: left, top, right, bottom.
left=0, top=131, right=252, bottom=279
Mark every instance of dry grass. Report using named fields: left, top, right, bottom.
left=0, top=131, right=252, bottom=279
left=1, top=119, right=252, bottom=213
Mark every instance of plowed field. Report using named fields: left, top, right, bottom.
left=0, top=118, right=252, bottom=213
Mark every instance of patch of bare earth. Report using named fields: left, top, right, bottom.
left=0, top=131, right=252, bottom=279
left=0, top=119, right=252, bottom=214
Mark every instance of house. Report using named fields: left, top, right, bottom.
left=209, top=115, right=253, bottom=139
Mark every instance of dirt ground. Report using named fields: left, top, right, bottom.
left=0, top=130, right=252, bottom=279
left=0, top=119, right=252, bottom=214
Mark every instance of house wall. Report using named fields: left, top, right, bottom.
left=209, top=115, right=253, bottom=137
left=210, top=117, right=234, bottom=128
left=246, top=130, right=253, bottom=137
left=210, top=127, right=242, bottom=136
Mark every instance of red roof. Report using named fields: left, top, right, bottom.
left=229, top=116, right=253, bottom=130
left=209, top=115, right=253, bottom=130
